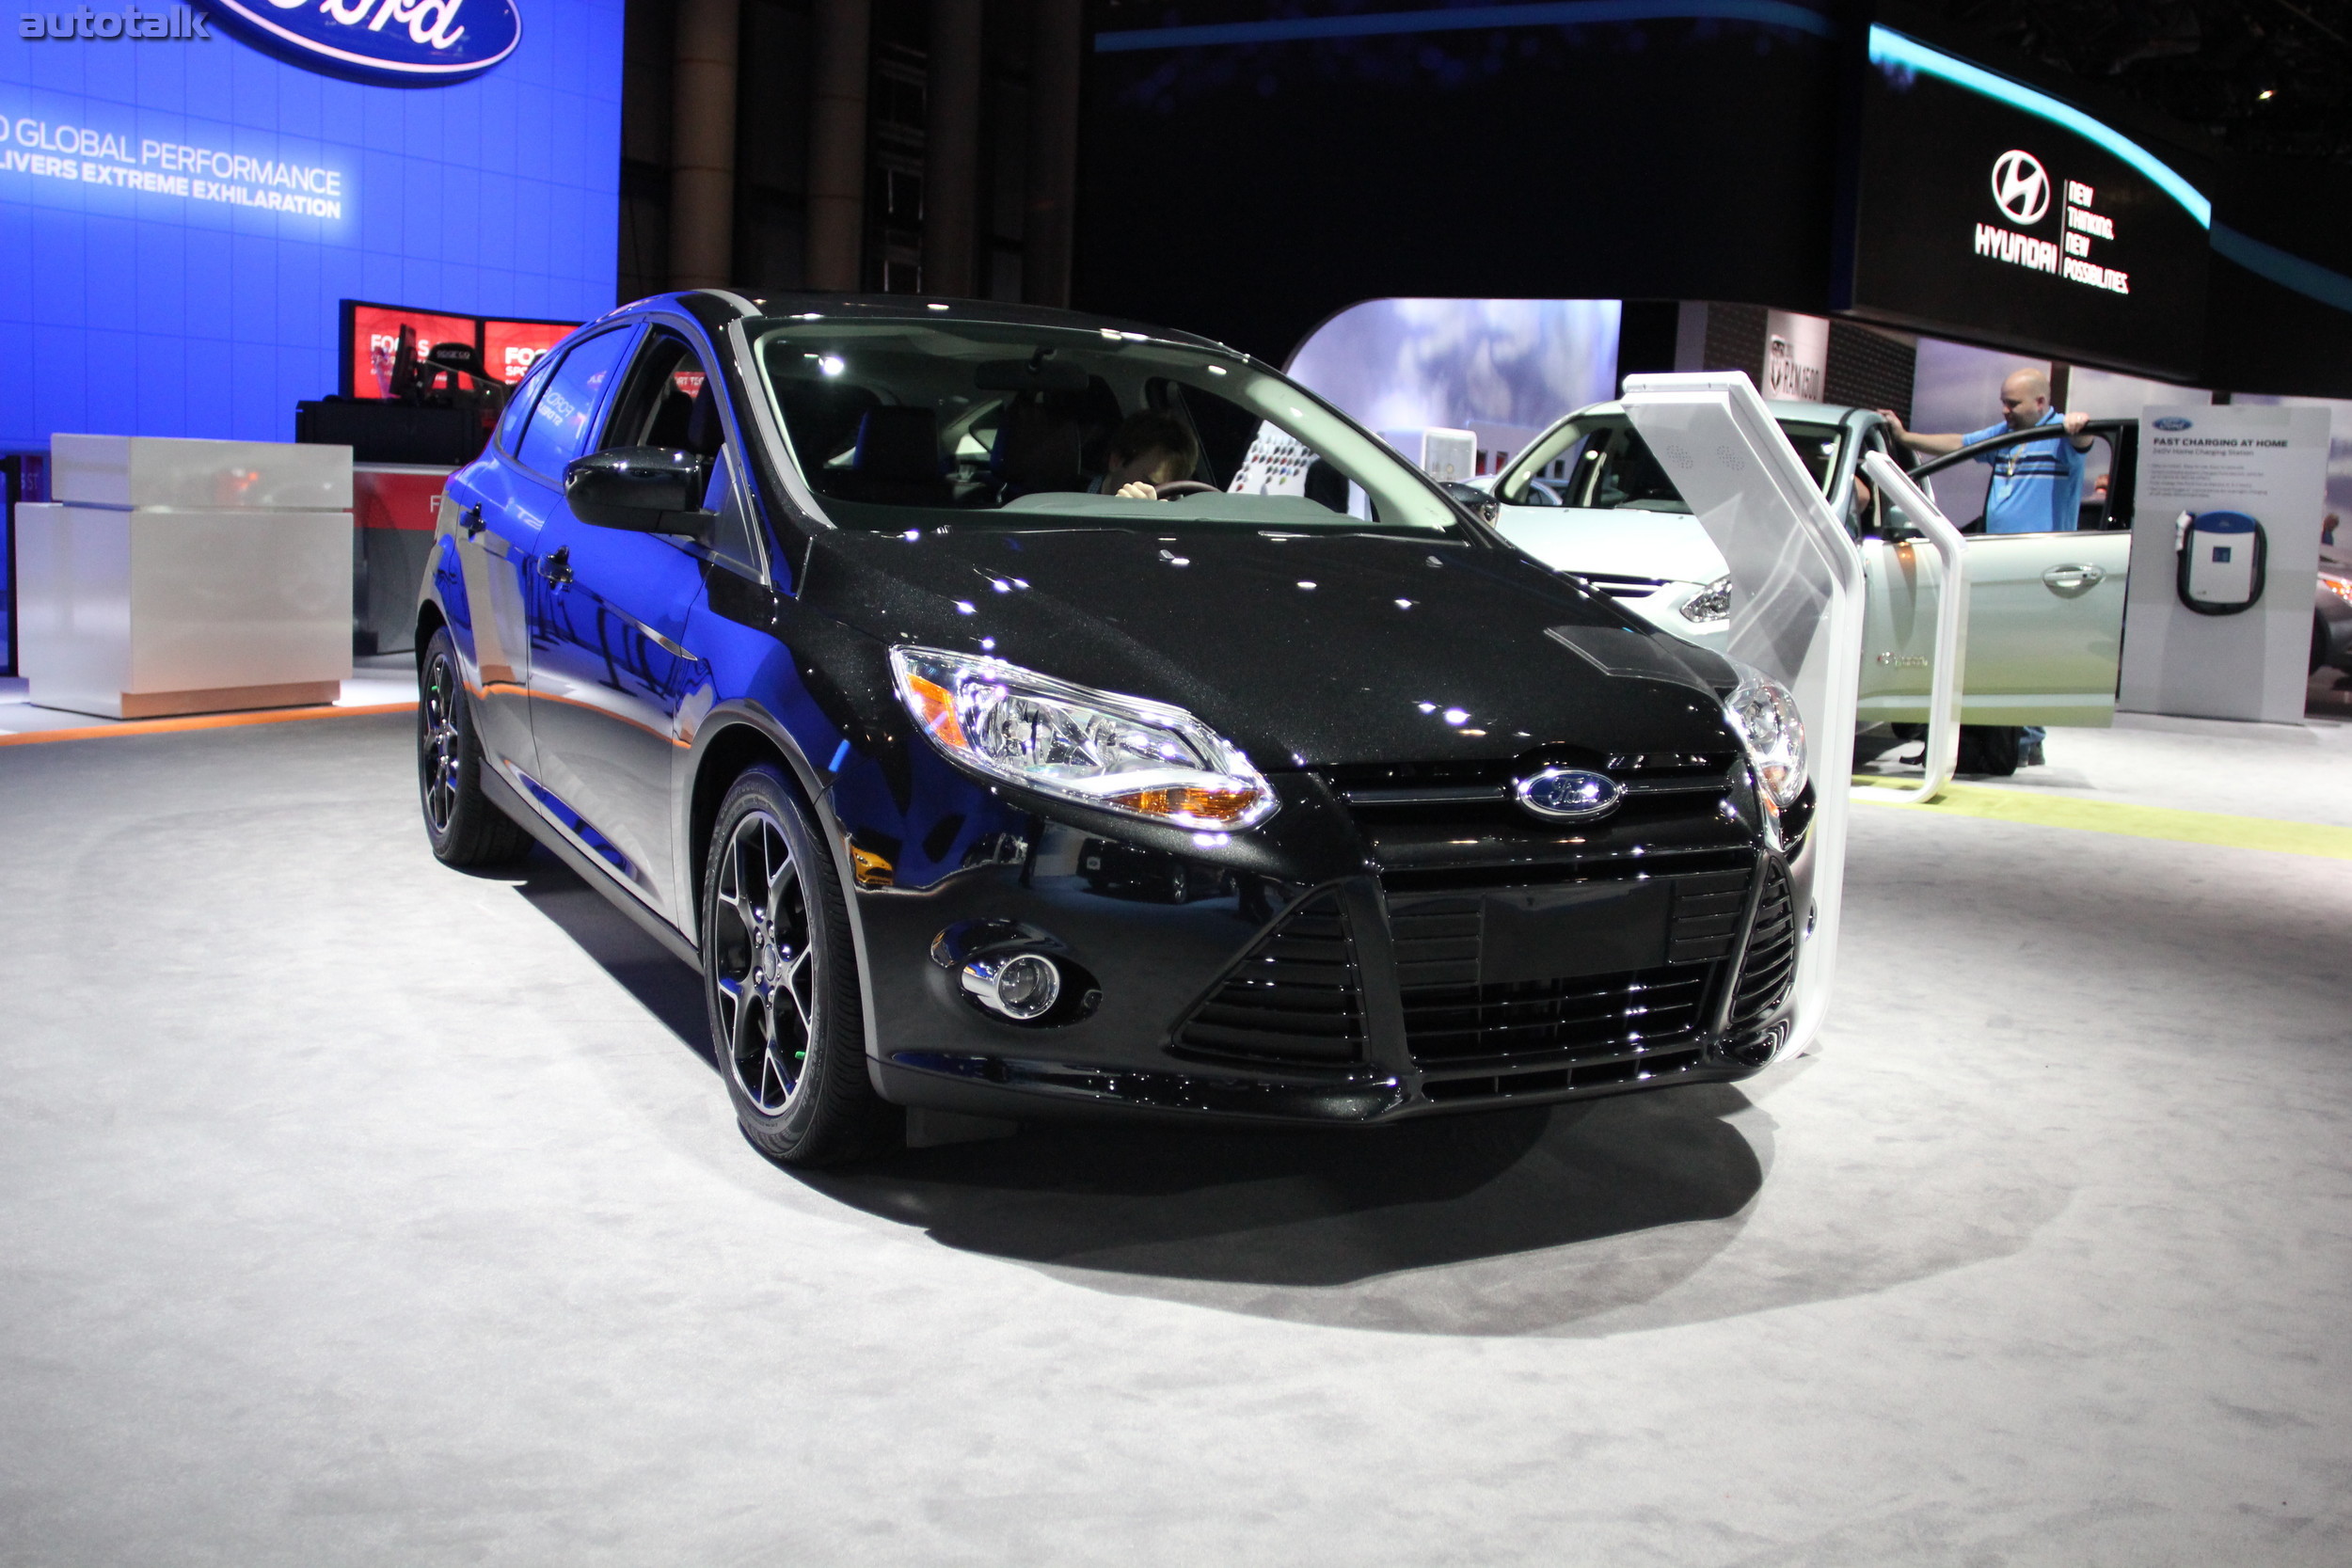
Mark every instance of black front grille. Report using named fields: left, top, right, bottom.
left=1727, top=862, right=1798, bottom=1038
left=1172, top=892, right=1363, bottom=1065
left=1319, top=753, right=1750, bottom=890
left=1669, top=868, right=1750, bottom=963
left=1402, top=964, right=1713, bottom=1067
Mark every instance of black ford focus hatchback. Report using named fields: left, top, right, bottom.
left=415, top=292, right=1814, bottom=1165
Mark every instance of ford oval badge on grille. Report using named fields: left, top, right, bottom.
left=1514, top=768, right=1621, bottom=821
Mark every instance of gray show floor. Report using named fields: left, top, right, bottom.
left=2, top=715, right=2348, bottom=1566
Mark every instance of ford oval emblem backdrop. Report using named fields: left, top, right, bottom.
left=0, top=1, right=612, bottom=451
left=201, top=0, right=523, bottom=87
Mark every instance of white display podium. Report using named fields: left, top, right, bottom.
left=16, top=436, right=355, bottom=720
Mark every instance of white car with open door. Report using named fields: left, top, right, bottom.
left=1486, top=399, right=2137, bottom=773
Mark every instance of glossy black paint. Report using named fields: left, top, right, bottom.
left=417, top=292, right=1806, bottom=1130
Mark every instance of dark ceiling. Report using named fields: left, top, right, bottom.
left=1908, top=0, right=2352, bottom=165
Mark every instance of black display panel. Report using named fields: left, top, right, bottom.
left=1840, top=26, right=2211, bottom=379
left=1079, top=0, right=1843, bottom=364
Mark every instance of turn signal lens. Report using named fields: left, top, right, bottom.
left=903, top=673, right=969, bottom=749
left=2321, top=574, right=2352, bottom=606
left=1102, top=784, right=1263, bottom=823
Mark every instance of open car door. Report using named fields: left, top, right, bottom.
left=1864, top=420, right=2136, bottom=727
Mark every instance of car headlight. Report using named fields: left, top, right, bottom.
left=1724, top=666, right=1807, bottom=809
left=890, top=647, right=1276, bottom=830
left=1680, top=575, right=1732, bottom=625
left=2321, top=573, right=2352, bottom=607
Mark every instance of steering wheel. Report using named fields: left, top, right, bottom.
left=1151, top=480, right=1217, bottom=499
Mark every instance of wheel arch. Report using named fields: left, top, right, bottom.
left=414, top=598, right=448, bottom=669
left=683, top=705, right=888, bottom=1074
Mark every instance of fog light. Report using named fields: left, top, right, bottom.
left=961, top=952, right=1063, bottom=1021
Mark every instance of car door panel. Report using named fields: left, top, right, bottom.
left=439, top=464, right=548, bottom=780
left=527, top=525, right=712, bottom=917
left=1854, top=531, right=2131, bottom=723
left=524, top=323, right=748, bottom=924
left=1953, top=531, right=2132, bottom=723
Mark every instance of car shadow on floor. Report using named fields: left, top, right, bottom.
left=500, top=845, right=1772, bottom=1330
left=495, top=847, right=712, bottom=1058
left=800, top=1086, right=1766, bottom=1296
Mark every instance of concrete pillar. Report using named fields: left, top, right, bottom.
left=1024, top=0, right=1080, bottom=309
left=668, top=0, right=740, bottom=292
left=923, top=0, right=985, bottom=297
left=807, top=0, right=872, bottom=293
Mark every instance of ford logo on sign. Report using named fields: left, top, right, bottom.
left=203, top=0, right=521, bottom=87
left=2153, top=417, right=2195, bottom=431
left=1513, top=768, right=1622, bottom=822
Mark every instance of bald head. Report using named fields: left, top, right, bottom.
left=2000, top=369, right=2053, bottom=430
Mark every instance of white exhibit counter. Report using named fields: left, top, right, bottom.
left=16, top=436, right=354, bottom=721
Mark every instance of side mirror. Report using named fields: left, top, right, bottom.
left=1441, top=480, right=1501, bottom=524
left=565, top=447, right=715, bottom=541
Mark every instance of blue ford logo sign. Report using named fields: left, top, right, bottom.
left=2153, top=416, right=2194, bottom=432
left=1514, top=767, right=1622, bottom=821
left=203, top=0, right=521, bottom=87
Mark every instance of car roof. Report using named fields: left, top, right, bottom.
left=630, top=289, right=1248, bottom=361
left=1573, top=398, right=1867, bottom=425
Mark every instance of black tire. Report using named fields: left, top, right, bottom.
left=1955, top=723, right=2020, bottom=777
left=702, top=766, right=898, bottom=1166
left=418, top=628, right=533, bottom=867
left=2313, top=610, right=2328, bottom=675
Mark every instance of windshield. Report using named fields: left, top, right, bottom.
left=1501, top=416, right=1844, bottom=512
left=749, top=319, right=1457, bottom=532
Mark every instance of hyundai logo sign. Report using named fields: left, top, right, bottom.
left=202, top=0, right=521, bottom=87
left=1990, top=149, right=2050, bottom=226
left=1513, top=768, right=1622, bottom=822
left=2153, top=416, right=2194, bottom=431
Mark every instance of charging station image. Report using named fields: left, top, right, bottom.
left=2177, top=510, right=2268, bottom=614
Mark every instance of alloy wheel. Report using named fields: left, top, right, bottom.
left=712, top=808, right=819, bottom=1115
left=420, top=650, right=463, bottom=835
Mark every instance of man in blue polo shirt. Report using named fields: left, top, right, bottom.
left=1879, top=369, right=2095, bottom=532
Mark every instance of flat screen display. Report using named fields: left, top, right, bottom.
left=342, top=304, right=580, bottom=397
left=1842, top=26, right=2212, bottom=378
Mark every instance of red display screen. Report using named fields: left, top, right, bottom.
left=341, top=301, right=582, bottom=397
left=347, top=306, right=480, bottom=400
left=481, top=318, right=579, bottom=388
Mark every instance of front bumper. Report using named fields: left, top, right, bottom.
left=842, top=766, right=1809, bottom=1128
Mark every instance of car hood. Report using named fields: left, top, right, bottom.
left=1493, top=505, right=1729, bottom=587
left=803, top=523, right=1740, bottom=768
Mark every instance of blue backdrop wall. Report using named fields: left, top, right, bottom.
left=0, top=1, right=622, bottom=451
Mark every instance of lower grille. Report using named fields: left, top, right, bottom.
left=1172, top=892, right=1363, bottom=1065
left=1421, top=1047, right=1707, bottom=1102
left=1727, top=863, right=1798, bottom=1038
left=1403, top=964, right=1712, bottom=1067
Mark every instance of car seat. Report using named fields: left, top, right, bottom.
left=991, top=397, right=1085, bottom=498
left=826, top=406, right=953, bottom=508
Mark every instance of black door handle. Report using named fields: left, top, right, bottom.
left=461, top=503, right=485, bottom=538
left=542, top=546, right=572, bottom=585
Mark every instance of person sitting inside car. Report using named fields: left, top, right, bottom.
left=1094, top=410, right=1203, bottom=499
